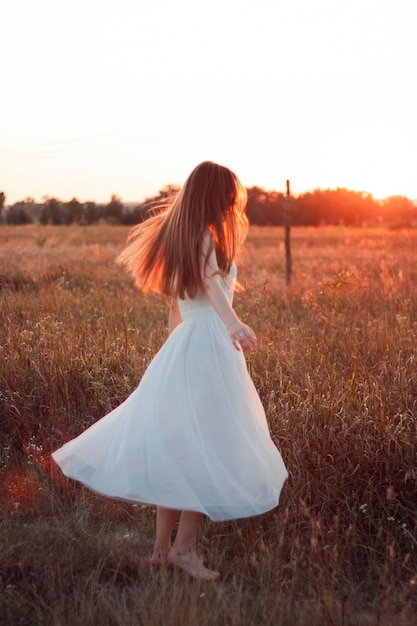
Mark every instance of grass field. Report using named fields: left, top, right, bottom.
left=1, top=224, right=416, bottom=625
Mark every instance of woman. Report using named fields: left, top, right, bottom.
left=52, top=161, right=288, bottom=580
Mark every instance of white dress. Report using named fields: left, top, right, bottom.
left=52, top=265, right=288, bottom=521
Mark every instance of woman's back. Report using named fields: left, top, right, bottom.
left=178, top=263, right=236, bottom=319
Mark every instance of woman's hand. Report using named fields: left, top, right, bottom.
left=226, top=320, right=257, bottom=353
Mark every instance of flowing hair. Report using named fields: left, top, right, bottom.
left=116, top=161, right=248, bottom=299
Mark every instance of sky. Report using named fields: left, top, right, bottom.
left=1, top=0, right=416, bottom=204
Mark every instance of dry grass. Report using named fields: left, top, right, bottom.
left=1, top=224, right=416, bottom=625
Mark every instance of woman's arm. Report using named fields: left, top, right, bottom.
left=168, top=297, right=183, bottom=334
left=201, top=238, right=257, bottom=353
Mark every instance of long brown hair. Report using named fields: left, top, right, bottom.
left=116, top=161, right=248, bottom=298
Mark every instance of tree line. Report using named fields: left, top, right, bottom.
left=1, top=186, right=416, bottom=227
left=246, top=187, right=417, bottom=227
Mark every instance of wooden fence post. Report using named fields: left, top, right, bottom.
left=284, top=179, right=292, bottom=285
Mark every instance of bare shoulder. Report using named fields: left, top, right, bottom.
left=202, top=231, right=219, bottom=267
left=201, top=230, right=214, bottom=255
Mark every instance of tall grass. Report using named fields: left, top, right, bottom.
left=1, top=224, right=416, bottom=625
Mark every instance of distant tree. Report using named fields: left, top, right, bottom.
left=104, top=194, right=124, bottom=223
left=8, top=198, right=43, bottom=221
left=381, top=195, right=416, bottom=224
left=5, top=205, right=34, bottom=225
left=153, top=184, right=180, bottom=203
left=291, top=191, right=321, bottom=225
left=246, top=187, right=285, bottom=225
left=141, top=185, right=180, bottom=210
left=39, top=198, right=64, bottom=225
left=83, top=201, right=101, bottom=225
left=62, top=198, right=83, bottom=224
left=292, top=188, right=379, bottom=226
left=118, top=184, right=178, bottom=225
left=121, top=203, right=151, bottom=225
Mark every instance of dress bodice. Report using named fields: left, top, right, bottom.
left=178, top=263, right=236, bottom=319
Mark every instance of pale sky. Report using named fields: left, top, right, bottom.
left=1, top=0, right=416, bottom=204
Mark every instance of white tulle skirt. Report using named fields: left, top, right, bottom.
left=52, top=308, right=288, bottom=521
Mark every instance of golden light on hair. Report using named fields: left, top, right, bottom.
left=116, top=161, right=248, bottom=299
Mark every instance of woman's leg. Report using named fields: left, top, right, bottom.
left=151, top=506, right=178, bottom=566
left=171, top=510, right=204, bottom=552
left=168, top=511, right=219, bottom=580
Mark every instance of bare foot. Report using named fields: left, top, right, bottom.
left=167, top=549, right=220, bottom=581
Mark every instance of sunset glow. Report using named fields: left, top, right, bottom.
left=1, top=0, right=416, bottom=204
